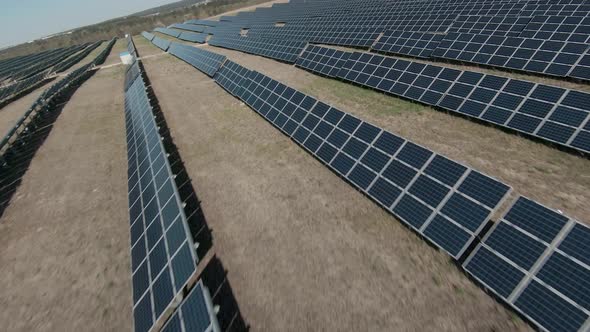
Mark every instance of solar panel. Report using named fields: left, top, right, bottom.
left=184, top=19, right=218, bottom=27
left=0, top=71, right=48, bottom=104
left=448, top=15, right=532, bottom=37
left=177, top=32, right=207, bottom=44
left=167, top=42, right=227, bottom=77
left=209, top=35, right=306, bottom=63
left=334, top=49, right=590, bottom=154
left=295, top=45, right=352, bottom=77
left=214, top=60, right=252, bottom=97
left=432, top=32, right=589, bottom=79
left=142, top=31, right=155, bottom=42
left=161, top=281, right=220, bottom=332
left=464, top=196, right=590, bottom=332
left=125, top=64, right=200, bottom=332
left=372, top=30, right=444, bottom=58
left=152, top=36, right=172, bottom=52
left=169, top=23, right=206, bottom=33
left=521, top=3, right=590, bottom=17
left=128, top=36, right=137, bottom=57
left=155, top=27, right=182, bottom=38
left=234, top=69, right=510, bottom=259
left=519, top=15, right=590, bottom=43
left=570, top=48, right=590, bottom=81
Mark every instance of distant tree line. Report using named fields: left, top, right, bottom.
left=0, top=0, right=269, bottom=60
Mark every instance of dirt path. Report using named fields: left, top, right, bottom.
left=137, top=40, right=530, bottom=331
left=0, top=65, right=131, bottom=331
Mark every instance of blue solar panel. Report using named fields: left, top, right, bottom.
left=168, top=42, right=226, bottom=77
left=152, top=36, right=172, bottom=52
left=296, top=45, right=353, bottom=78
left=465, top=195, right=590, bottom=332
left=125, top=63, right=200, bottom=332
left=515, top=280, right=588, bottom=332
left=464, top=246, right=525, bottom=298
left=161, top=281, right=220, bottom=332
left=559, top=223, right=590, bottom=267
left=503, top=197, right=568, bottom=243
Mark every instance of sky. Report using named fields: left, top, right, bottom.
left=0, top=0, right=176, bottom=48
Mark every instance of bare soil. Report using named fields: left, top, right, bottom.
left=137, top=40, right=532, bottom=331
left=0, top=65, right=131, bottom=331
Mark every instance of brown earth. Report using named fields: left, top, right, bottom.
left=137, top=40, right=533, bottom=331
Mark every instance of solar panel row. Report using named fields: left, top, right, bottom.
left=0, top=44, right=90, bottom=82
left=372, top=31, right=445, bottom=58
left=128, top=35, right=137, bottom=57
left=0, top=71, right=49, bottom=104
left=184, top=19, right=218, bottom=27
left=433, top=33, right=589, bottom=78
left=0, top=61, right=97, bottom=211
left=52, top=41, right=103, bottom=74
left=10, top=43, right=90, bottom=81
left=93, top=37, right=118, bottom=66
left=124, top=59, right=219, bottom=332
left=155, top=27, right=182, bottom=39
left=167, top=0, right=590, bottom=82
left=208, top=35, right=306, bottom=63
left=303, top=47, right=590, bottom=154
left=464, top=196, right=590, bottom=332
left=295, top=44, right=352, bottom=77
left=0, top=48, right=60, bottom=81
left=169, top=23, right=206, bottom=33
left=177, top=32, right=207, bottom=44
left=142, top=32, right=156, bottom=42
left=168, top=43, right=226, bottom=77
left=161, top=281, right=221, bottom=332
left=213, top=60, right=512, bottom=259
left=447, top=15, right=533, bottom=37
left=152, top=36, right=172, bottom=52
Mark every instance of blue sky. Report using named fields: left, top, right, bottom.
left=0, top=0, right=176, bottom=48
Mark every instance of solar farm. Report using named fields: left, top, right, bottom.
left=1, top=0, right=590, bottom=331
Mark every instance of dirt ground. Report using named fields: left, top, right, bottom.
left=0, top=64, right=131, bottom=331
left=137, top=40, right=532, bottom=331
